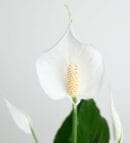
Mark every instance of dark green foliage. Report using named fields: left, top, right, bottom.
left=54, top=99, right=110, bottom=143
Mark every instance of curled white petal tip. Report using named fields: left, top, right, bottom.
left=110, top=96, right=123, bottom=143
left=4, top=98, right=32, bottom=134
left=64, top=4, right=72, bottom=26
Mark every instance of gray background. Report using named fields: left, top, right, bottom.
left=0, top=0, right=129, bottom=142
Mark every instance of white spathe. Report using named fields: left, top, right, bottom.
left=110, top=96, right=123, bottom=143
left=4, top=99, right=32, bottom=134
left=36, top=25, right=104, bottom=100
left=36, top=5, right=104, bottom=101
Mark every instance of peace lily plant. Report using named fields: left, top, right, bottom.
left=36, top=5, right=104, bottom=143
left=0, top=5, right=123, bottom=143
left=110, top=93, right=123, bottom=143
left=3, top=98, right=39, bottom=143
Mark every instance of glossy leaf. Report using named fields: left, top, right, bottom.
left=54, top=99, right=110, bottom=143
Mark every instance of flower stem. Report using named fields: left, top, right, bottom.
left=30, top=126, right=39, bottom=143
left=72, top=102, right=78, bottom=143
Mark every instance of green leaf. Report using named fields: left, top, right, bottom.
left=54, top=99, right=110, bottom=143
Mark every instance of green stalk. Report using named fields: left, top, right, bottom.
left=118, top=136, right=122, bottom=143
left=117, top=129, right=123, bottom=143
left=30, top=126, right=39, bottom=143
left=72, top=98, right=78, bottom=143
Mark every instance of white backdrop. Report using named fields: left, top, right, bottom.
left=0, top=0, right=130, bottom=142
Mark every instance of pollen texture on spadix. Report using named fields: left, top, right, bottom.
left=67, top=64, right=79, bottom=97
